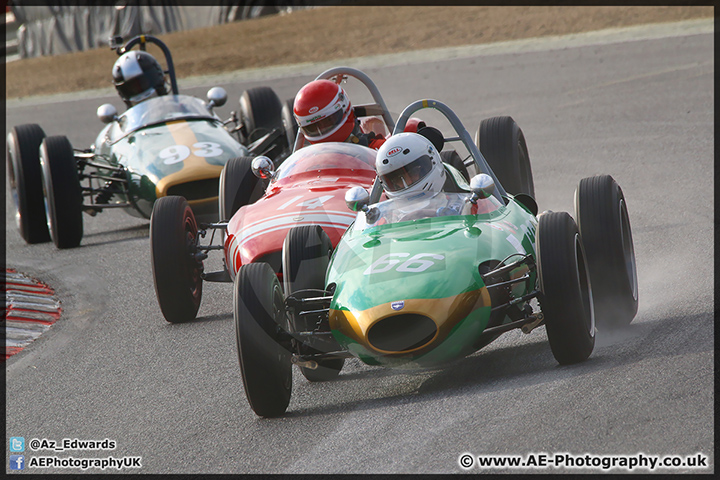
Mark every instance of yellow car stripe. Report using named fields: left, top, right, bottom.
left=155, top=120, right=224, bottom=198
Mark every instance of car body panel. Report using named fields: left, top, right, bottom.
left=327, top=194, right=538, bottom=367
left=91, top=96, right=248, bottom=219
left=224, top=142, right=378, bottom=279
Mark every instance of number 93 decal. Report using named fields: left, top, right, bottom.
left=160, top=142, right=224, bottom=165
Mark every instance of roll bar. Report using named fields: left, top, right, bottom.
left=288, top=66, right=396, bottom=152
left=368, top=99, right=508, bottom=203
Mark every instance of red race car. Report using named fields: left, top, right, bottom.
left=223, top=142, right=376, bottom=279
left=149, top=67, right=394, bottom=324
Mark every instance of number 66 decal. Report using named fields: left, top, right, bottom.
left=160, top=142, right=224, bottom=165
left=363, top=253, right=445, bottom=275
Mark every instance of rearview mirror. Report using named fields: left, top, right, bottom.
left=346, top=186, right=380, bottom=222
left=251, top=156, right=275, bottom=179
left=97, top=104, right=118, bottom=124
left=468, top=173, right=495, bottom=204
left=345, top=186, right=370, bottom=212
left=206, top=87, right=227, bottom=110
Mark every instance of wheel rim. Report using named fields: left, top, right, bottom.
left=271, top=281, right=292, bottom=391
left=619, top=199, right=638, bottom=301
left=7, top=145, right=22, bottom=230
left=575, top=234, right=595, bottom=336
left=39, top=150, right=57, bottom=244
left=184, top=216, right=202, bottom=298
left=517, top=135, right=532, bottom=195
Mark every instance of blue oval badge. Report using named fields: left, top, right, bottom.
left=391, top=300, right=405, bottom=311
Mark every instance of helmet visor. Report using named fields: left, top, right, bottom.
left=116, top=74, right=155, bottom=101
left=300, top=109, right=346, bottom=140
left=380, top=154, right=433, bottom=192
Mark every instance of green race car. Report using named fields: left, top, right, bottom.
left=232, top=99, right=639, bottom=417
left=6, top=35, right=292, bottom=249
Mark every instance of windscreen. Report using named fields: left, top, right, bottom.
left=352, top=191, right=502, bottom=231
left=273, top=142, right=377, bottom=183
left=117, top=95, right=217, bottom=135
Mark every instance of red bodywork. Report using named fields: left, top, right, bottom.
left=224, top=143, right=378, bottom=280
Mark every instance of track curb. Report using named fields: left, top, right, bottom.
left=3, top=269, right=63, bottom=360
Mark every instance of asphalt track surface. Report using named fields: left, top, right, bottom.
left=5, top=21, right=714, bottom=474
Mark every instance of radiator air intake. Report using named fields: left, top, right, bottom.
left=367, top=314, right=437, bottom=352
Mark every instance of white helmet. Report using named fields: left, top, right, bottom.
left=376, top=132, right=445, bottom=198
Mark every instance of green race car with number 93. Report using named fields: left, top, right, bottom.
left=6, top=34, right=292, bottom=249
left=232, top=99, right=639, bottom=418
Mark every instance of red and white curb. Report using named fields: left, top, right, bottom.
left=2, top=268, right=62, bottom=360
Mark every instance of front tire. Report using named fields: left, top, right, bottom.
left=283, top=225, right=344, bottom=382
left=218, top=156, right=264, bottom=221
left=536, top=211, right=595, bottom=365
left=6, top=124, right=50, bottom=244
left=151, top=196, right=203, bottom=323
left=475, top=116, right=535, bottom=198
left=234, top=262, right=292, bottom=417
left=39, top=135, right=83, bottom=248
left=575, top=175, right=638, bottom=328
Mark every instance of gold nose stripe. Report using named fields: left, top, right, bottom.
left=329, top=287, right=490, bottom=354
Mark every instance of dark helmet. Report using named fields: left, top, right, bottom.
left=112, top=51, right=167, bottom=106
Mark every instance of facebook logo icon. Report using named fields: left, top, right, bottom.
left=10, top=437, right=25, bottom=452
left=10, top=455, right=25, bottom=470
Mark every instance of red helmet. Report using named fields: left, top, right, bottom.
left=293, top=80, right=356, bottom=144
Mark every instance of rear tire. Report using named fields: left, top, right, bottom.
left=283, top=225, right=344, bottom=382
left=7, top=124, right=50, bottom=243
left=440, top=150, right=470, bottom=182
left=218, top=156, right=264, bottom=221
left=475, top=116, right=535, bottom=198
left=151, top=196, right=203, bottom=323
left=239, top=86, right=284, bottom=143
left=536, top=211, right=595, bottom=365
left=39, top=136, right=83, bottom=249
left=234, top=262, right=292, bottom=417
left=575, top=175, right=638, bottom=328
left=282, top=97, right=299, bottom=153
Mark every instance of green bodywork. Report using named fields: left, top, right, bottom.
left=90, top=96, right=248, bottom=219
left=327, top=195, right=538, bottom=367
